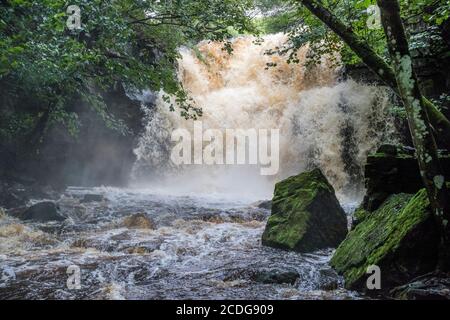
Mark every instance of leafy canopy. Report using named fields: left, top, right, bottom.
left=0, top=0, right=256, bottom=140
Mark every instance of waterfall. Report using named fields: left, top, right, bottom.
left=132, top=33, right=395, bottom=201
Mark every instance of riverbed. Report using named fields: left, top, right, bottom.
left=0, top=187, right=360, bottom=300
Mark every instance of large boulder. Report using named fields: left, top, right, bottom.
left=261, top=168, right=347, bottom=252
left=331, top=189, right=439, bottom=292
left=251, top=268, right=300, bottom=285
left=362, top=144, right=450, bottom=211
left=12, top=201, right=65, bottom=222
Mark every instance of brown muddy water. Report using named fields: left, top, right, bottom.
left=0, top=187, right=360, bottom=300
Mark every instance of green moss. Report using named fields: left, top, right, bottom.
left=262, top=168, right=347, bottom=252
left=369, top=152, right=413, bottom=159
left=330, top=189, right=430, bottom=288
left=353, top=207, right=370, bottom=224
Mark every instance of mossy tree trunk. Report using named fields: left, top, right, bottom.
left=297, top=0, right=450, bottom=149
left=377, top=0, right=450, bottom=271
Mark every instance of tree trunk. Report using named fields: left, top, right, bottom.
left=298, top=0, right=450, bottom=148
left=377, top=0, right=450, bottom=271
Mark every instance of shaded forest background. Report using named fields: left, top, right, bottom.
left=0, top=0, right=449, bottom=189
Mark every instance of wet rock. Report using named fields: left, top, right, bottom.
left=331, top=189, right=439, bottom=292
left=11, top=201, right=65, bottom=222
left=376, top=144, right=398, bottom=156
left=122, top=213, right=155, bottom=229
left=223, top=268, right=299, bottom=285
left=262, top=168, right=347, bottom=252
left=252, top=200, right=272, bottom=210
left=80, top=194, right=105, bottom=203
left=318, top=268, right=340, bottom=291
left=390, top=274, right=450, bottom=300
left=361, top=146, right=450, bottom=211
left=252, top=268, right=299, bottom=285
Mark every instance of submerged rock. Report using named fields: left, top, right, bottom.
left=318, top=268, right=341, bottom=291
left=331, top=189, right=439, bottom=292
left=12, top=201, right=65, bottom=222
left=122, top=213, right=155, bottom=229
left=81, top=194, right=105, bottom=203
left=261, top=168, right=347, bottom=253
left=252, top=268, right=299, bottom=285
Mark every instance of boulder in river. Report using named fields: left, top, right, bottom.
left=261, top=168, right=347, bottom=253
left=251, top=268, right=300, bottom=285
left=318, top=268, right=341, bottom=291
left=331, top=189, right=439, bottom=292
left=252, top=200, right=272, bottom=210
left=123, top=213, right=155, bottom=229
left=81, top=194, right=106, bottom=203
left=12, top=201, right=65, bottom=222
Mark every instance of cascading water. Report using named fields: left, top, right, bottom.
left=0, top=34, right=395, bottom=300
left=133, top=33, right=394, bottom=201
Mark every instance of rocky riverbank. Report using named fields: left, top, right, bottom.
left=262, top=145, right=450, bottom=299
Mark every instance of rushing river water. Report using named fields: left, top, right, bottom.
left=1, top=33, right=393, bottom=300
left=0, top=187, right=360, bottom=300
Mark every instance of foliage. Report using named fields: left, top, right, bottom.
left=0, top=0, right=256, bottom=143
left=254, top=0, right=449, bottom=68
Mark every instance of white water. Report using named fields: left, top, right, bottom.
left=133, top=33, right=394, bottom=201
left=0, top=34, right=395, bottom=300
left=0, top=187, right=359, bottom=299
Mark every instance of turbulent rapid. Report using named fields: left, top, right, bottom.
left=0, top=187, right=361, bottom=299
left=0, top=34, right=394, bottom=300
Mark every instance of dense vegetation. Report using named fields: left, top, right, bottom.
left=0, top=0, right=255, bottom=151
left=1, top=0, right=449, bottom=148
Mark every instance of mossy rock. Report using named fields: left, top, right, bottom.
left=331, top=189, right=439, bottom=292
left=351, top=207, right=371, bottom=228
left=261, top=168, right=347, bottom=253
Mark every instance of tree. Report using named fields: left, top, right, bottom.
left=0, top=0, right=256, bottom=152
left=288, top=0, right=450, bottom=270
left=377, top=0, right=450, bottom=271
left=294, top=0, right=450, bottom=148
